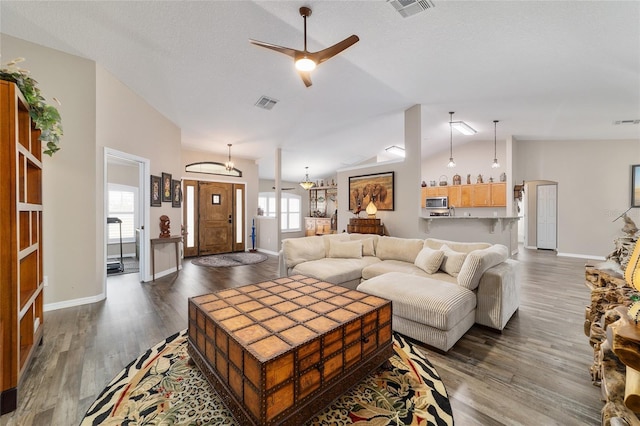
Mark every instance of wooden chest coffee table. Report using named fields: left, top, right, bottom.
left=187, top=274, right=392, bottom=426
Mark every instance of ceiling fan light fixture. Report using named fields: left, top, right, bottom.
left=295, top=57, right=316, bottom=72
left=451, top=121, right=477, bottom=135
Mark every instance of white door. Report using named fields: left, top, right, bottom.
left=537, top=184, right=557, bottom=250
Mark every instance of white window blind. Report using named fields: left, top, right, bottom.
left=108, top=184, right=138, bottom=242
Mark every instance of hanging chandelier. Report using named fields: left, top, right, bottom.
left=299, top=166, right=314, bottom=190
left=491, top=120, right=500, bottom=169
left=225, top=143, right=234, bottom=171
left=447, top=112, right=456, bottom=168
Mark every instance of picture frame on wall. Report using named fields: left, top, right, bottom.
left=172, top=179, right=182, bottom=208
left=161, top=172, right=172, bottom=202
left=632, top=164, right=640, bottom=208
left=150, top=175, right=161, bottom=207
left=348, top=171, right=394, bottom=211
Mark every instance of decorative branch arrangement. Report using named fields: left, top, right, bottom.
left=0, top=58, right=63, bottom=156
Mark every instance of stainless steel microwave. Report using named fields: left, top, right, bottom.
left=426, top=196, right=448, bottom=209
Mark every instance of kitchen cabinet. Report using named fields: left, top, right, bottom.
left=421, top=182, right=507, bottom=208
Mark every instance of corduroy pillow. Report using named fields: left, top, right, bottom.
left=328, top=239, right=363, bottom=259
left=456, top=244, right=509, bottom=290
left=414, top=246, right=445, bottom=274
left=439, top=244, right=467, bottom=277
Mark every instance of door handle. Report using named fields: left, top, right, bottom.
left=228, top=214, right=232, bottom=224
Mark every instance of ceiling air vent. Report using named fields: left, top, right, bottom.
left=613, top=119, right=640, bottom=125
left=388, top=0, right=435, bottom=18
left=255, top=96, right=278, bottom=110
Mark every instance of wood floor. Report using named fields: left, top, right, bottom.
left=0, top=247, right=602, bottom=426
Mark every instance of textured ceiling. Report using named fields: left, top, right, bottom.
left=1, top=1, right=639, bottom=182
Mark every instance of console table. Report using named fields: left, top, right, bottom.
left=346, top=218, right=384, bottom=235
left=150, top=235, right=182, bottom=281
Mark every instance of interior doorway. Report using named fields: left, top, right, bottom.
left=183, top=180, right=245, bottom=257
left=536, top=184, right=557, bottom=250
left=104, top=148, right=150, bottom=284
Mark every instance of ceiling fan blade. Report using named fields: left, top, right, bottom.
left=298, top=71, right=313, bottom=87
left=249, top=39, right=299, bottom=59
left=314, top=35, right=359, bottom=64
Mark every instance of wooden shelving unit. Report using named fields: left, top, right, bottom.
left=0, top=80, right=44, bottom=415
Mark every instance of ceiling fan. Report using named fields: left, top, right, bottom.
left=249, top=6, right=359, bottom=87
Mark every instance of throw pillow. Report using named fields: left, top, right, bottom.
left=414, top=247, right=445, bottom=274
left=439, top=244, right=468, bottom=277
left=361, top=238, right=376, bottom=256
left=457, top=244, right=509, bottom=290
left=328, top=239, right=363, bottom=259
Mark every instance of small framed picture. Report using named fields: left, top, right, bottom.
left=172, top=179, right=182, bottom=208
left=632, top=164, right=640, bottom=208
left=150, top=175, right=161, bottom=207
left=212, top=194, right=221, bottom=205
left=161, top=172, right=172, bottom=202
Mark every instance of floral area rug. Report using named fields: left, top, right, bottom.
left=81, top=330, right=453, bottom=426
left=191, top=252, right=267, bottom=268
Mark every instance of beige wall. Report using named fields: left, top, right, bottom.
left=337, top=105, right=423, bottom=239
left=515, top=139, right=640, bottom=258
left=96, top=66, right=182, bottom=281
left=2, top=34, right=184, bottom=309
left=2, top=34, right=99, bottom=307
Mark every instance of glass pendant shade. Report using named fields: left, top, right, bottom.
left=225, top=143, right=234, bottom=171
left=447, top=112, right=456, bottom=168
left=299, top=166, right=314, bottom=190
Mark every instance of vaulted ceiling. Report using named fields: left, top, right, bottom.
left=2, top=1, right=638, bottom=182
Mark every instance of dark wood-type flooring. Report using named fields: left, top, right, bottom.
left=0, top=247, right=602, bottom=425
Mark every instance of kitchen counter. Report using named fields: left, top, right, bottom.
left=420, top=215, right=521, bottom=255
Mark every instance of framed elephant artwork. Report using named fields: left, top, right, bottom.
left=349, top=171, right=394, bottom=211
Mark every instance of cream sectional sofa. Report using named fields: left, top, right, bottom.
left=278, top=233, right=519, bottom=351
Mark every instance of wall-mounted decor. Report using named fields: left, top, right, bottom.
left=212, top=194, right=221, bottom=205
left=150, top=175, right=161, bottom=207
left=162, top=172, right=172, bottom=202
left=185, top=162, right=242, bottom=177
left=349, top=171, right=394, bottom=211
left=632, top=164, right=640, bottom=207
left=172, top=179, right=182, bottom=208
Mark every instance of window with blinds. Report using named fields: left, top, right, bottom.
left=108, top=183, right=138, bottom=243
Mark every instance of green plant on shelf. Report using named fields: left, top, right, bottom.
left=0, top=57, right=63, bottom=156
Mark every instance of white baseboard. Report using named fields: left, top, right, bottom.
left=256, top=248, right=279, bottom=256
left=146, top=265, right=182, bottom=282
left=557, top=252, right=606, bottom=260
left=44, top=293, right=106, bottom=312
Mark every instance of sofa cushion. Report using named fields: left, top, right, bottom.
left=439, top=245, right=467, bottom=277
left=362, top=260, right=430, bottom=280
left=347, top=234, right=378, bottom=256
left=322, top=233, right=350, bottom=257
left=457, top=244, right=509, bottom=290
left=424, top=238, right=491, bottom=253
left=376, top=236, right=424, bottom=263
left=357, top=272, right=476, bottom=331
left=282, top=236, right=325, bottom=268
left=414, top=247, right=445, bottom=274
left=328, top=239, right=362, bottom=259
left=292, top=257, right=380, bottom=285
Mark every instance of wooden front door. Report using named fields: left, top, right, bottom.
left=199, top=182, right=234, bottom=255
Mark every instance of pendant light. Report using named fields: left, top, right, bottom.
left=447, top=112, right=456, bottom=168
left=491, top=120, right=500, bottom=169
left=225, top=143, right=234, bottom=171
left=299, top=166, right=314, bottom=190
